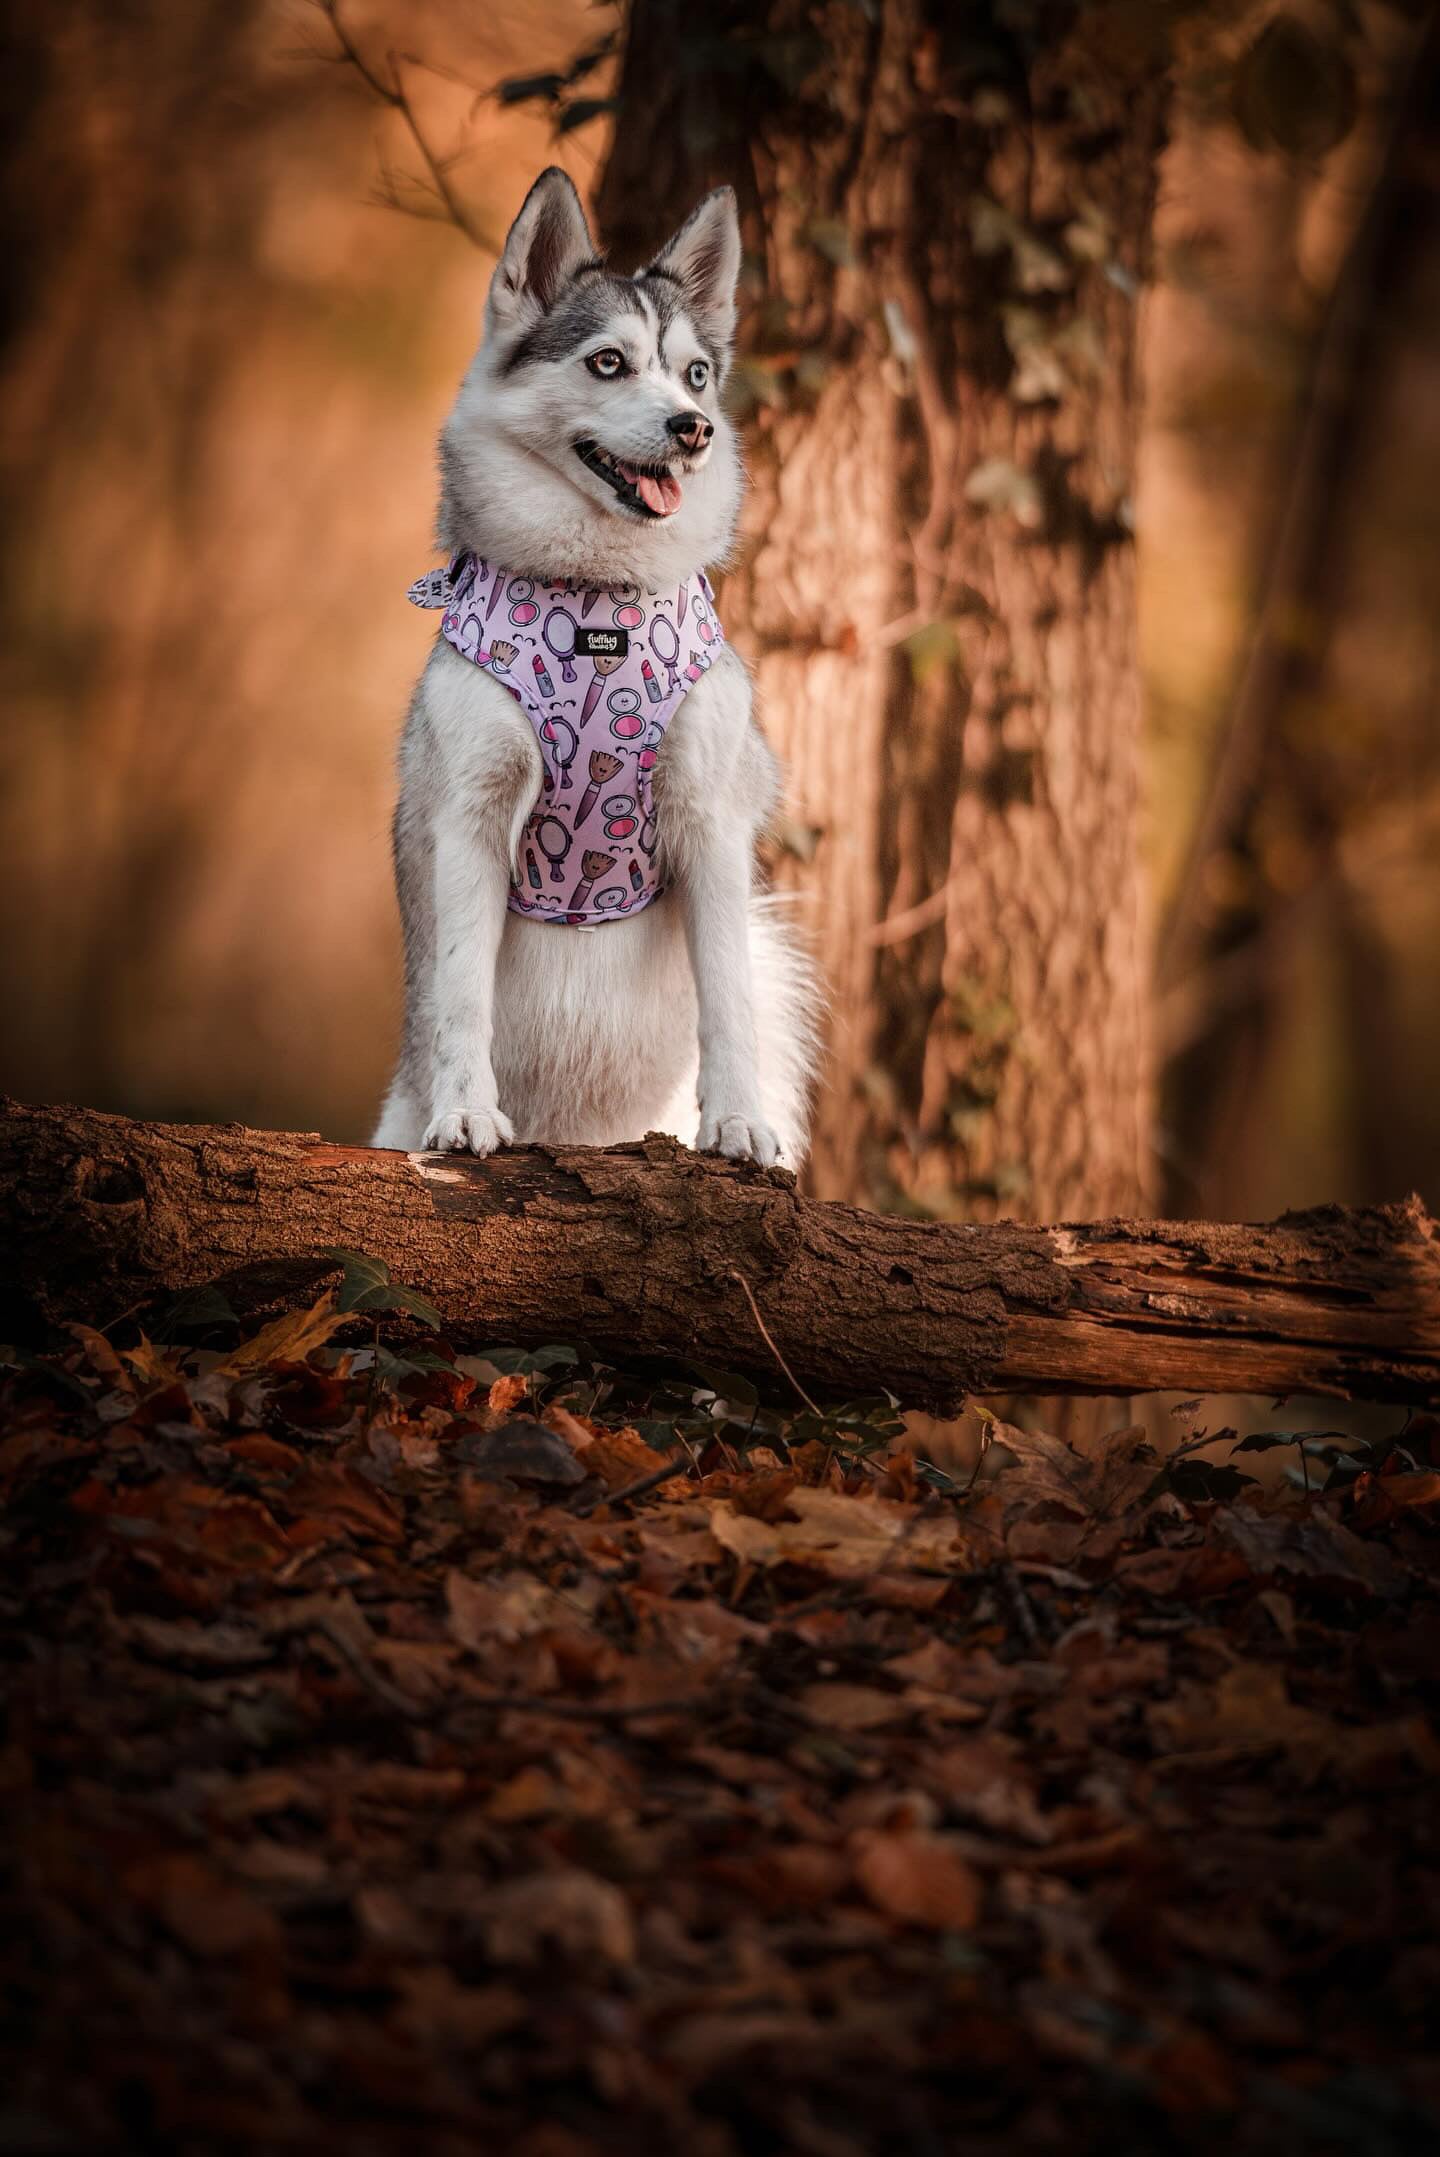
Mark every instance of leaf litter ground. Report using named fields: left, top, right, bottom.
left=2, top=1262, right=1439, bottom=2156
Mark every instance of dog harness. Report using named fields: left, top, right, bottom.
left=408, top=552, right=725, bottom=927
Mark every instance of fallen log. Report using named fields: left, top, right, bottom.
left=2, top=1099, right=1436, bottom=1410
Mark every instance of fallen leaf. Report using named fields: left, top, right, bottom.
left=570, top=1425, right=671, bottom=1491
left=282, top=1464, right=405, bottom=1544
left=446, top=1567, right=574, bottom=1647
left=709, top=1487, right=972, bottom=1577
left=1209, top=1503, right=1408, bottom=1599
left=124, top=1852, right=281, bottom=1959
left=481, top=1870, right=635, bottom=1967
left=488, top=1373, right=530, bottom=1418
left=851, top=1829, right=981, bottom=1930
left=458, top=1419, right=587, bottom=1487
left=800, top=1681, right=912, bottom=1732
left=215, top=1295, right=349, bottom=1377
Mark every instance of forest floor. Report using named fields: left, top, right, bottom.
left=2, top=1267, right=1439, bottom=2156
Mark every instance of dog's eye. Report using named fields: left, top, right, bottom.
left=586, top=348, right=626, bottom=379
left=686, top=359, right=710, bottom=391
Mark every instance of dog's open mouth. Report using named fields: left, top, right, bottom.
left=574, top=440, right=683, bottom=519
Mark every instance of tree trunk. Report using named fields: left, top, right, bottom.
left=597, top=1, right=1162, bottom=1217
left=3, top=1100, right=1435, bottom=1410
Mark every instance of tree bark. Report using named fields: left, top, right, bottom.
left=596, top=1, right=1162, bottom=1217
left=3, top=1100, right=1435, bottom=1411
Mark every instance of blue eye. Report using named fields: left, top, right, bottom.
left=686, top=359, right=709, bottom=391
left=586, top=348, right=625, bottom=379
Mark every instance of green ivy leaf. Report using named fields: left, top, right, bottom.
left=153, top=1283, right=239, bottom=1340
left=323, top=1248, right=442, bottom=1331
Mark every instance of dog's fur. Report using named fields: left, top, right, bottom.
left=372, top=170, right=819, bottom=1166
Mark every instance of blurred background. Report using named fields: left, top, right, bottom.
left=2, top=0, right=1436, bottom=1228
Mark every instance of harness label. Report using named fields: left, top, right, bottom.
left=576, top=627, right=630, bottom=659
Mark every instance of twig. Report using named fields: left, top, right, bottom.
left=997, top=1561, right=1043, bottom=1649
left=726, top=1268, right=823, bottom=1417
left=453, top=1692, right=712, bottom=1725
left=315, top=1616, right=426, bottom=1722
left=865, top=877, right=956, bottom=948
left=320, top=0, right=485, bottom=247
left=570, top=1455, right=691, bottom=1518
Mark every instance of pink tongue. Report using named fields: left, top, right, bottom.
left=624, top=466, right=682, bottom=516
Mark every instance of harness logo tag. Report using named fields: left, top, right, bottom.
left=576, top=628, right=629, bottom=659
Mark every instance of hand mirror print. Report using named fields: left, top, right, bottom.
left=540, top=714, right=578, bottom=789
left=647, top=611, right=681, bottom=688
left=543, top=605, right=579, bottom=682
left=532, top=813, right=572, bottom=881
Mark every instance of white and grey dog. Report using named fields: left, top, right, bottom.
left=372, top=169, right=818, bottom=1166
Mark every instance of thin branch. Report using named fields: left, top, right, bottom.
left=865, top=876, right=956, bottom=948
left=319, top=0, right=484, bottom=248
left=571, top=1455, right=691, bottom=1519
left=726, top=1267, right=823, bottom=1418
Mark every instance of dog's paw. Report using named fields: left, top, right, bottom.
left=423, top=1104, right=515, bottom=1157
left=696, top=1110, right=782, bottom=1168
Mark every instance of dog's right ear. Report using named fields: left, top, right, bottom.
left=486, top=168, right=595, bottom=334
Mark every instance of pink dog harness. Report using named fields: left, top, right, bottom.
left=408, top=553, right=725, bottom=926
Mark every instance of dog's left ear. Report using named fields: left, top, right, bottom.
left=646, top=187, right=742, bottom=370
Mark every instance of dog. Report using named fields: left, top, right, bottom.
left=372, top=168, right=819, bottom=1168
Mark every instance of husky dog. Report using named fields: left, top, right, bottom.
left=372, top=169, right=818, bottom=1166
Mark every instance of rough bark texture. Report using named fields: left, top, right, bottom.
left=597, top=1, right=1162, bottom=1217
left=3, top=1100, right=1436, bottom=1410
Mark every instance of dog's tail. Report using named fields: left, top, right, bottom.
left=748, top=890, right=825, bottom=1170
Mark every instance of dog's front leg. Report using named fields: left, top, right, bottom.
left=681, top=832, right=781, bottom=1168
left=422, top=809, right=514, bottom=1157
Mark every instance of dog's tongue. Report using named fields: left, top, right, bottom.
left=618, top=461, right=682, bottom=517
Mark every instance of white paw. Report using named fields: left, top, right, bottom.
left=423, top=1104, right=515, bottom=1157
left=696, top=1111, right=781, bottom=1168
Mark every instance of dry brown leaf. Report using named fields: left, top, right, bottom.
left=800, top=1681, right=913, bottom=1732
left=488, top=1372, right=530, bottom=1418
left=1149, top=1661, right=1340, bottom=1769
left=709, top=1487, right=972, bottom=1577
left=446, top=1568, right=574, bottom=1647
left=282, top=1463, right=404, bottom=1544
left=1374, top=1470, right=1440, bottom=1509
left=124, top=1852, right=281, bottom=1959
left=488, top=1766, right=563, bottom=1822
left=119, top=1334, right=186, bottom=1389
left=481, top=1870, right=635, bottom=1967
left=851, top=1829, right=981, bottom=1930
left=991, top=1421, right=1156, bottom=1522
left=215, top=1294, right=349, bottom=1376
left=575, top=1426, right=672, bottom=1491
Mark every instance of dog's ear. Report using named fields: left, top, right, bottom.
left=646, top=187, right=742, bottom=369
left=487, top=168, right=595, bottom=332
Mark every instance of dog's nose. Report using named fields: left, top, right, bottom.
left=666, top=409, right=714, bottom=450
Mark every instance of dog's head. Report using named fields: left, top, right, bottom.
left=440, top=170, right=743, bottom=587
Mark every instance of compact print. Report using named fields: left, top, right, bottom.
left=374, top=168, right=819, bottom=1165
